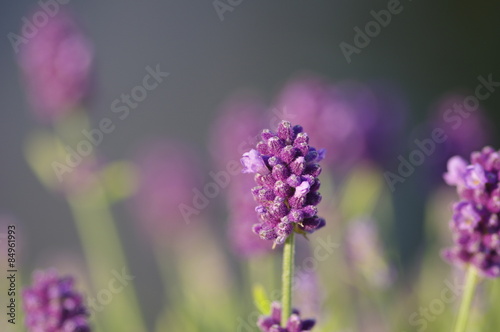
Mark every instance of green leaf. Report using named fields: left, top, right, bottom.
left=252, top=284, right=271, bottom=315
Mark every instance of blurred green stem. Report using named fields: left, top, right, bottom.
left=281, top=232, right=295, bottom=326
left=68, top=183, right=146, bottom=332
left=453, top=266, right=480, bottom=332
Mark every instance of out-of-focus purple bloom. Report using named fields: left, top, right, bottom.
left=210, top=95, right=273, bottom=256
left=345, top=218, right=395, bottom=288
left=257, top=302, right=315, bottom=332
left=209, top=94, right=266, bottom=169
left=273, top=76, right=364, bottom=170
left=228, top=175, right=273, bottom=257
left=241, top=121, right=325, bottom=245
left=354, top=80, right=409, bottom=166
left=18, top=10, right=93, bottom=123
left=444, top=156, right=468, bottom=187
left=132, top=140, right=202, bottom=235
left=294, top=270, right=321, bottom=319
left=274, top=76, right=408, bottom=170
left=22, top=269, right=90, bottom=332
left=443, top=146, right=500, bottom=278
left=427, top=94, right=492, bottom=182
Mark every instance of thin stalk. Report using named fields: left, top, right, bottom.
left=453, top=266, right=480, bottom=332
left=281, top=232, right=295, bottom=326
left=68, top=183, right=146, bottom=332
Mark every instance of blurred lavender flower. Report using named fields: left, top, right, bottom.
left=209, top=94, right=266, bottom=169
left=442, top=146, right=500, bottom=277
left=257, top=302, right=315, bottom=332
left=18, top=10, right=93, bottom=123
left=274, top=77, right=408, bottom=171
left=345, top=218, right=395, bottom=288
left=241, top=121, right=325, bottom=245
left=294, top=270, right=321, bottom=318
left=23, top=269, right=90, bottom=332
left=425, top=93, right=492, bottom=182
left=132, top=140, right=202, bottom=235
left=228, top=175, right=273, bottom=256
left=210, top=95, right=273, bottom=256
left=274, top=76, right=364, bottom=170
left=353, top=80, right=409, bottom=166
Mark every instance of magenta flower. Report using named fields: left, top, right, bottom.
left=209, top=94, right=266, bottom=169
left=273, top=76, right=364, bottom=170
left=22, top=269, right=90, bottom=332
left=131, top=140, right=202, bottom=234
left=257, top=302, right=315, bottom=332
left=241, top=121, right=325, bottom=245
left=210, top=95, right=273, bottom=256
left=426, top=93, right=492, bottom=183
left=274, top=77, right=408, bottom=171
left=18, top=10, right=93, bottom=123
left=228, top=175, right=273, bottom=256
left=443, top=146, right=500, bottom=277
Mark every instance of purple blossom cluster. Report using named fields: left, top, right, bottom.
left=228, top=175, right=274, bottom=256
left=19, top=11, right=93, bottom=123
left=241, top=121, right=325, bottom=245
left=443, top=146, right=500, bottom=277
left=22, top=269, right=90, bottom=332
left=274, top=76, right=408, bottom=170
left=257, top=302, right=315, bottom=332
left=209, top=95, right=273, bottom=256
left=132, top=140, right=202, bottom=235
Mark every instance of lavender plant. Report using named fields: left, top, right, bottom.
left=23, top=269, right=90, bottom=332
left=442, top=146, right=500, bottom=332
left=18, top=10, right=93, bottom=123
left=18, top=10, right=145, bottom=332
left=241, top=120, right=325, bottom=329
left=209, top=96, right=273, bottom=257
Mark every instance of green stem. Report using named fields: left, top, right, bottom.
left=68, top=184, right=146, bottom=332
left=281, top=232, right=295, bottom=326
left=453, top=266, right=480, bottom=332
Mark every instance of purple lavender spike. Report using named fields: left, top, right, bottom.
left=241, top=120, right=325, bottom=245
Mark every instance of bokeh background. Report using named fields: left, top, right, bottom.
left=1, top=1, right=500, bottom=331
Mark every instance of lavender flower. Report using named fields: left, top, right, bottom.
left=353, top=80, right=409, bottom=166
left=209, top=94, right=266, bottom=169
left=241, top=121, right=325, bottom=245
left=442, top=146, right=500, bottom=277
left=19, top=10, right=93, bottom=123
left=131, top=140, right=202, bottom=235
left=23, top=269, right=90, bottom=332
left=426, top=94, right=492, bottom=183
left=294, top=270, right=321, bottom=318
left=228, top=175, right=273, bottom=256
left=210, top=95, right=273, bottom=256
left=257, top=302, right=315, bottom=332
left=273, top=76, right=364, bottom=170
left=345, top=218, right=395, bottom=288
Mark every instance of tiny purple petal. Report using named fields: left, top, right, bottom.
left=241, top=149, right=269, bottom=174
left=443, top=156, right=468, bottom=186
left=294, top=181, right=311, bottom=197
left=464, top=164, right=487, bottom=189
